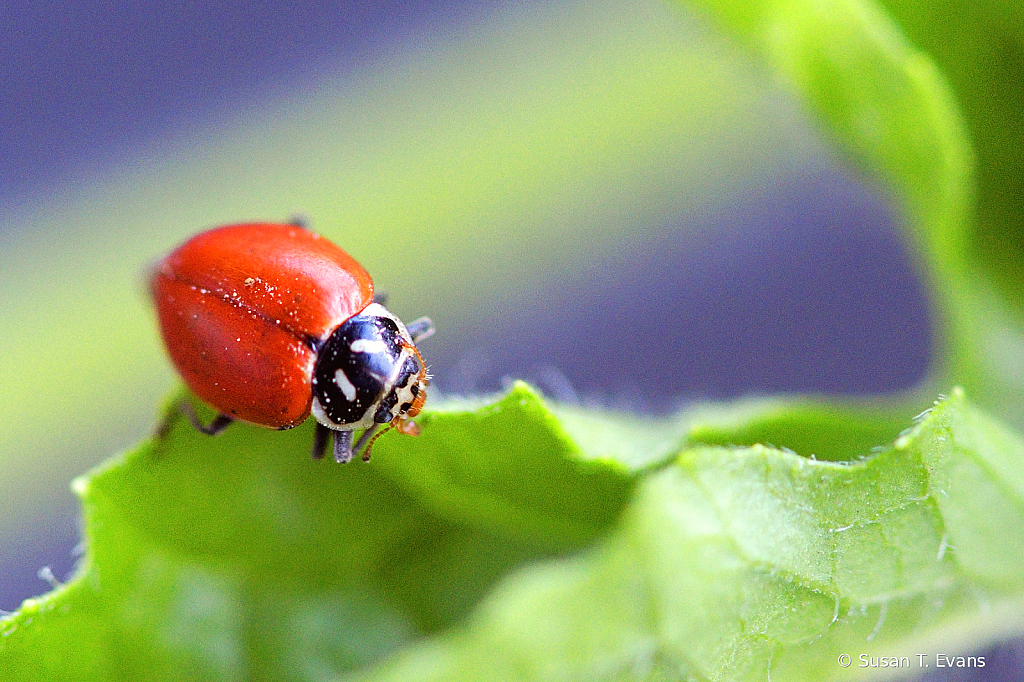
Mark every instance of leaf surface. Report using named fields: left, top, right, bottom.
left=4, top=387, right=1024, bottom=681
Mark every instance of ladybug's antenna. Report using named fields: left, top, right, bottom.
left=360, top=423, right=396, bottom=461
left=401, top=342, right=431, bottom=386
left=358, top=413, right=421, bottom=461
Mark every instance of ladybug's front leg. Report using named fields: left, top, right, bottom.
left=333, top=429, right=355, bottom=464
left=312, top=422, right=331, bottom=460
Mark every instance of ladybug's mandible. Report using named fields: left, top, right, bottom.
left=150, top=221, right=433, bottom=462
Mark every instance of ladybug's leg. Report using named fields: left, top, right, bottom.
left=405, top=317, right=435, bottom=343
left=333, top=429, right=355, bottom=464
left=311, top=422, right=331, bottom=460
left=181, top=401, right=235, bottom=436
left=373, top=291, right=389, bottom=306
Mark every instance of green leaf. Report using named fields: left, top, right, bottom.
left=873, top=0, right=1024, bottom=311
left=0, top=383, right=633, bottom=680
left=864, top=0, right=1024, bottom=430
left=4, top=387, right=1024, bottom=680
left=373, top=388, right=634, bottom=549
left=340, top=389, right=1024, bottom=682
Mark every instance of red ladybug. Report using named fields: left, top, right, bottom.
left=150, top=221, right=433, bottom=462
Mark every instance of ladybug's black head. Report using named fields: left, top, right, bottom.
left=310, top=303, right=427, bottom=431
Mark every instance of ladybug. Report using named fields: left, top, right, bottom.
left=150, top=221, right=433, bottom=463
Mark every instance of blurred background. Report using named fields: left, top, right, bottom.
left=5, top=0, right=1014, bottom=677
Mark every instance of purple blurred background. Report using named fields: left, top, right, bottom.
left=0, top=0, right=513, bottom=214
left=2, top=1, right=1013, bottom=679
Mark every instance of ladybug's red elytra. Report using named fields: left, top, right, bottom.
left=150, top=221, right=433, bottom=462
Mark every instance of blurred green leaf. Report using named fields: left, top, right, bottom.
left=684, top=0, right=974, bottom=381
left=873, top=0, right=1024, bottom=310
left=684, top=400, right=908, bottom=462
left=685, top=0, right=1024, bottom=428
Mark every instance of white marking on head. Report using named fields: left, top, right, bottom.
left=350, top=338, right=388, bottom=354
left=333, top=368, right=357, bottom=402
